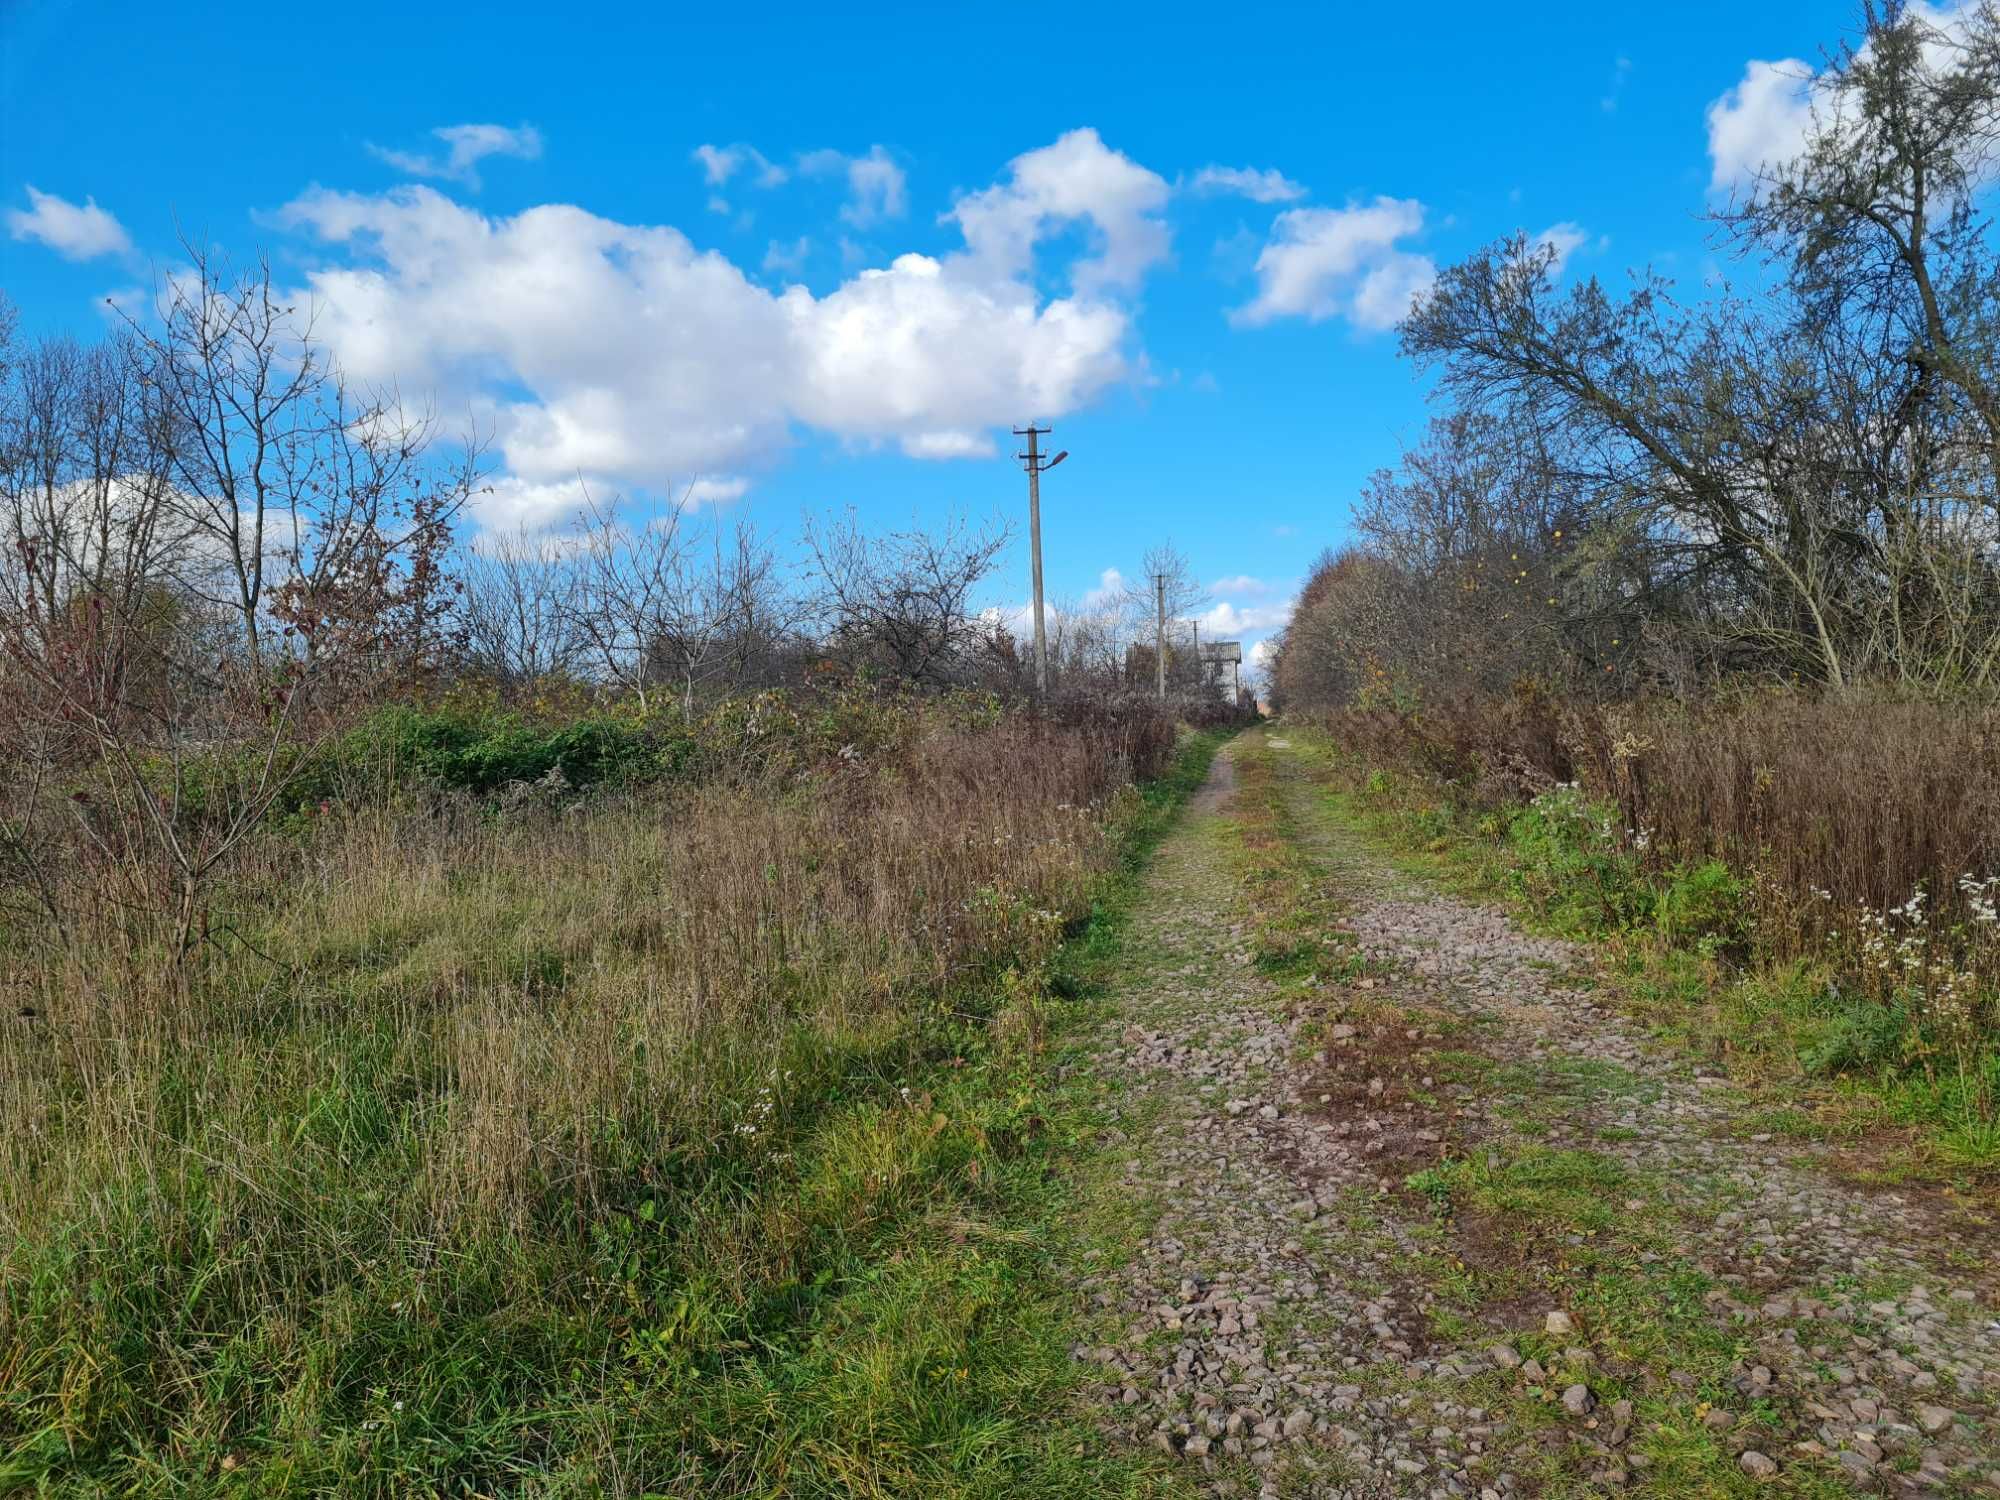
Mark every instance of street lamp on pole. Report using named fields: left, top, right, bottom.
left=1013, top=424, right=1068, bottom=698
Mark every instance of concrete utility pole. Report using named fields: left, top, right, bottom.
left=1192, top=618, right=1201, bottom=696
left=1155, top=574, right=1166, bottom=700
left=1013, top=424, right=1068, bottom=697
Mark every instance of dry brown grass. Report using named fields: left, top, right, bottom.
left=0, top=719, right=1134, bottom=1236
left=1577, top=691, right=2000, bottom=917
left=0, top=704, right=1214, bottom=1495
left=1305, top=686, right=2000, bottom=922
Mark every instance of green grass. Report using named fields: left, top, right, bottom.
left=0, top=730, right=1233, bottom=1498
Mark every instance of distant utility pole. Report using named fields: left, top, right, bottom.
left=1155, top=574, right=1166, bottom=700
left=1013, top=423, right=1068, bottom=698
left=1192, top=618, right=1200, bottom=696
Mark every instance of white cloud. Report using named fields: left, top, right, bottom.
left=899, top=430, right=993, bottom=459
left=1082, top=567, right=1127, bottom=608
left=803, top=146, right=908, bottom=226
left=1706, top=3, right=1977, bottom=193
left=847, top=147, right=907, bottom=224
left=7, top=186, right=132, bottom=261
left=100, top=284, right=150, bottom=321
left=1705, top=59, right=1816, bottom=191
left=684, top=475, right=750, bottom=505
left=369, top=123, right=542, bottom=188
left=1189, top=165, right=1307, bottom=203
left=692, top=143, right=788, bottom=189
left=472, top=473, right=598, bottom=533
left=275, top=140, right=1151, bottom=514
left=1200, top=598, right=1294, bottom=634
left=1602, top=55, right=1633, bottom=113
left=1232, top=198, right=1434, bottom=331
left=1532, top=221, right=1589, bottom=274
left=763, top=236, right=811, bottom=275
left=1209, top=574, right=1271, bottom=596
left=470, top=471, right=747, bottom=533
left=946, top=127, right=1170, bottom=295
left=986, top=599, right=1037, bottom=640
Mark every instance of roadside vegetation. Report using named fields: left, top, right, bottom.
left=1271, top=719, right=2000, bottom=1182
left=0, top=685, right=1240, bottom=1496
left=1266, top=3, right=2000, bottom=1184
left=1218, top=729, right=1996, bottom=1496
left=0, top=236, right=1257, bottom=1493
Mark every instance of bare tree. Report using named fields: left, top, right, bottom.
left=128, top=244, right=478, bottom=680
left=1123, top=543, right=1209, bottom=691
left=568, top=487, right=694, bottom=711
left=801, top=511, right=1009, bottom=689
left=645, top=517, right=787, bottom=719
left=0, top=258, right=478, bottom=962
left=461, top=526, right=588, bottom=688
left=0, top=323, right=300, bottom=961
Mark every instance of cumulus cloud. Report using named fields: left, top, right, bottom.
left=7, top=186, right=132, bottom=261
left=1706, top=3, right=1976, bottom=193
left=947, top=127, right=1170, bottom=294
left=763, top=236, right=811, bottom=275
left=275, top=137, right=1152, bottom=511
left=693, top=143, right=788, bottom=189
left=898, top=430, right=994, bottom=459
left=469, top=470, right=749, bottom=533
left=473, top=473, right=598, bottom=532
left=1188, top=165, right=1307, bottom=203
left=684, top=475, right=750, bottom=505
left=802, top=145, right=908, bottom=226
left=1705, top=59, right=1817, bottom=191
left=369, top=123, right=543, bottom=188
left=1199, top=598, right=1294, bottom=634
left=1082, top=567, right=1127, bottom=608
left=1532, top=221, right=1590, bottom=274
left=1209, top=573, right=1271, bottom=596
left=1232, top=198, right=1434, bottom=330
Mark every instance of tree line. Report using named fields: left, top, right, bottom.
left=1273, top=1, right=2000, bottom=710
left=0, top=252, right=1246, bottom=731
left=0, top=244, right=1260, bottom=953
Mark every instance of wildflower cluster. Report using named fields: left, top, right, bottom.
left=1840, top=881, right=1994, bottom=1090
left=734, top=1069, right=790, bottom=1138
left=1956, top=873, right=2000, bottom=927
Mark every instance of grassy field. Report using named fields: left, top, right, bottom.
left=0, top=703, right=1228, bottom=1498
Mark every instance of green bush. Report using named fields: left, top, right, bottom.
left=1795, top=989, right=1908, bottom=1076
left=1503, top=785, right=1652, bottom=935
left=341, top=704, right=666, bottom=795
left=1655, top=859, right=1749, bottom=956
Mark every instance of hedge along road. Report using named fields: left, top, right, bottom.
left=1061, top=726, right=1999, bottom=1498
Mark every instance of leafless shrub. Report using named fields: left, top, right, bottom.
left=800, top=509, right=1009, bottom=688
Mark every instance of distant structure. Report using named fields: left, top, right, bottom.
left=1198, top=639, right=1242, bottom=703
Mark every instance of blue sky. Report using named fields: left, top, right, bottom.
left=2, top=0, right=1853, bottom=668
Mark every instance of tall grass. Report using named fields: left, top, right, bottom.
left=0, top=702, right=1201, bottom=1495
left=1293, top=689, right=2000, bottom=1157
